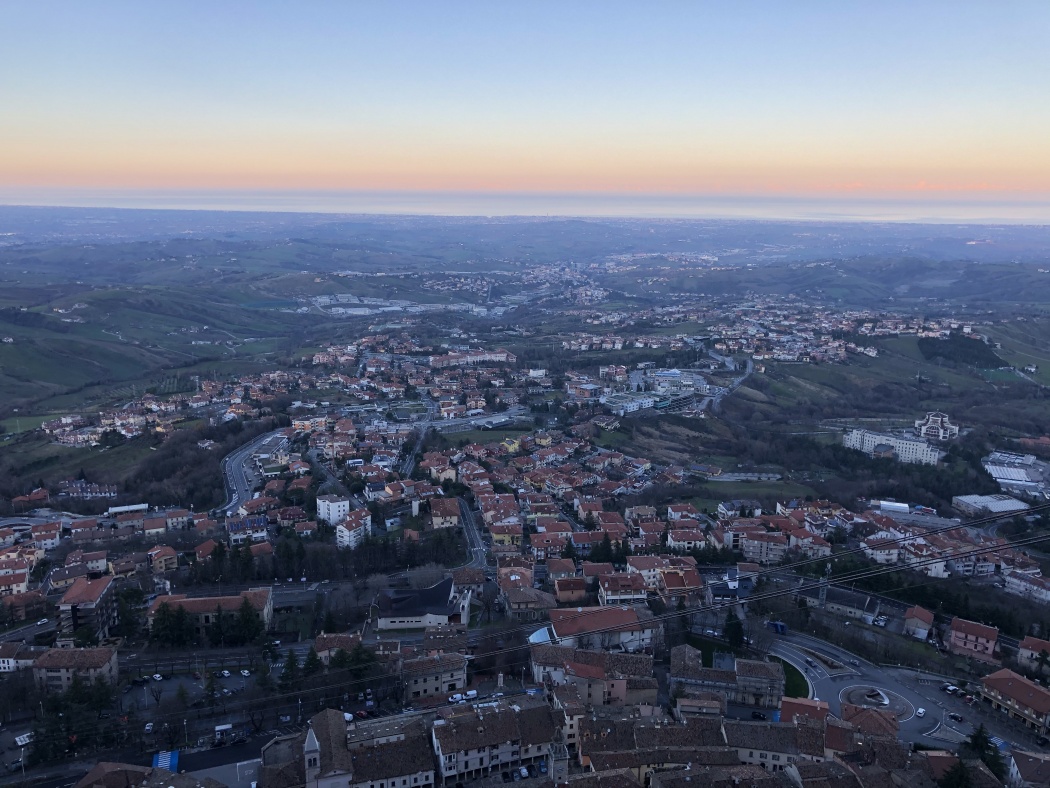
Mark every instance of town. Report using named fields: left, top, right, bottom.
left=1, top=300, right=1049, bottom=788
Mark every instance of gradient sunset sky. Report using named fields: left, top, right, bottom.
left=2, top=1, right=1049, bottom=215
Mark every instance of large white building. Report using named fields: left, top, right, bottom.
left=914, top=411, right=959, bottom=441
left=843, top=429, right=940, bottom=465
left=317, top=495, right=351, bottom=525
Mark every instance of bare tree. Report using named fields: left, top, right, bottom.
left=407, top=563, right=445, bottom=590
left=149, top=684, right=164, bottom=707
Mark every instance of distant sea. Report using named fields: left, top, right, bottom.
left=1, top=189, right=1049, bottom=224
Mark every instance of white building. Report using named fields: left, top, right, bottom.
left=336, top=510, right=372, bottom=550
left=843, top=429, right=940, bottom=465
left=914, top=412, right=960, bottom=441
left=317, top=495, right=351, bottom=526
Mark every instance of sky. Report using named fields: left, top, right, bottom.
left=2, top=2, right=1049, bottom=219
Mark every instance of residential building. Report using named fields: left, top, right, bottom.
left=146, top=588, right=273, bottom=640
left=740, top=532, right=788, bottom=565
left=317, top=495, right=351, bottom=526
left=57, top=576, right=117, bottom=645
left=33, top=646, right=118, bottom=692
left=530, top=644, right=656, bottom=707
left=597, top=573, right=648, bottom=606
left=401, top=652, right=468, bottom=699
left=313, top=633, right=362, bottom=665
left=948, top=617, right=999, bottom=662
left=903, top=605, right=934, bottom=641
left=430, top=498, right=461, bottom=530
left=539, top=606, right=657, bottom=653
left=147, top=544, right=178, bottom=574
left=1018, top=636, right=1050, bottom=675
left=259, top=709, right=435, bottom=788
left=430, top=702, right=560, bottom=784
left=0, top=642, right=45, bottom=672
left=979, top=668, right=1050, bottom=734
left=669, top=645, right=785, bottom=710
left=337, top=510, right=373, bottom=550
left=1009, top=750, right=1050, bottom=787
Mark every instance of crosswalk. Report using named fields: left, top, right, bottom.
left=989, top=736, right=1007, bottom=751
left=153, top=751, right=179, bottom=771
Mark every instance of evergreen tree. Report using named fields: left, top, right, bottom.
left=329, top=648, right=351, bottom=671
left=322, top=610, right=337, bottom=633
left=938, top=760, right=972, bottom=788
left=963, top=724, right=1005, bottom=780
left=302, top=646, right=323, bottom=677
left=725, top=609, right=745, bottom=649
left=233, top=597, right=262, bottom=645
left=280, top=649, right=301, bottom=689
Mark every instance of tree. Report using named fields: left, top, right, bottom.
left=176, top=683, right=190, bottom=709
left=302, top=646, right=323, bottom=677
left=280, top=649, right=301, bottom=689
left=322, top=610, right=337, bottom=633
left=561, top=541, right=578, bottom=562
left=938, top=760, right=972, bottom=788
left=963, top=724, right=1005, bottom=780
left=725, top=610, right=745, bottom=649
left=72, top=625, right=99, bottom=647
left=233, top=597, right=262, bottom=645
left=204, top=672, right=218, bottom=709
left=149, top=683, right=164, bottom=707
left=1037, top=649, right=1050, bottom=675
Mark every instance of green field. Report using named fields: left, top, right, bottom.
left=772, top=657, right=809, bottom=698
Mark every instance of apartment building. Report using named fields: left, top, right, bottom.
left=33, top=647, right=118, bottom=692
left=948, top=617, right=998, bottom=662
left=57, top=576, right=117, bottom=645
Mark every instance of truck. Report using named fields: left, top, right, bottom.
left=766, top=620, right=788, bottom=635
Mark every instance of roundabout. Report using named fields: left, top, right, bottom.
left=838, top=683, right=916, bottom=722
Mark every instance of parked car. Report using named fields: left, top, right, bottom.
left=512, top=771, right=521, bottom=782
left=751, top=711, right=767, bottom=720
left=144, top=723, right=154, bottom=734
left=519, top=767, right=529, bottom=779
left=916, top=708, right=925, bottom=718
left=539, top=761, right=547, bottom=775
left=152, top=674, right=163, bottom=681
left=948, top=712, right=964, bottom=723
left=221, top=670, right=231, bottom=678
left=240, top=669, right=251, bottom=677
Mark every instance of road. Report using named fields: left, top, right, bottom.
left=219, top=430, right=285, bottom=514
left=400, top=396, right=438, bottom=478
left=457, top=497, right=489, bottom=570
left=768, top=631, right=1036, bottom=751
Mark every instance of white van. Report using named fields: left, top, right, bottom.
left=465, top=690, right=478, bottom=700
left=448, top=693, right=464, bottom=703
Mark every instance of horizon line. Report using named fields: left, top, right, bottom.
left=3, top=188, right=1050, bottom=225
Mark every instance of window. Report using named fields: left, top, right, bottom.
left=760, top=753, right=767, bottom=759
left=772, top=755, right=780, bottom=761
